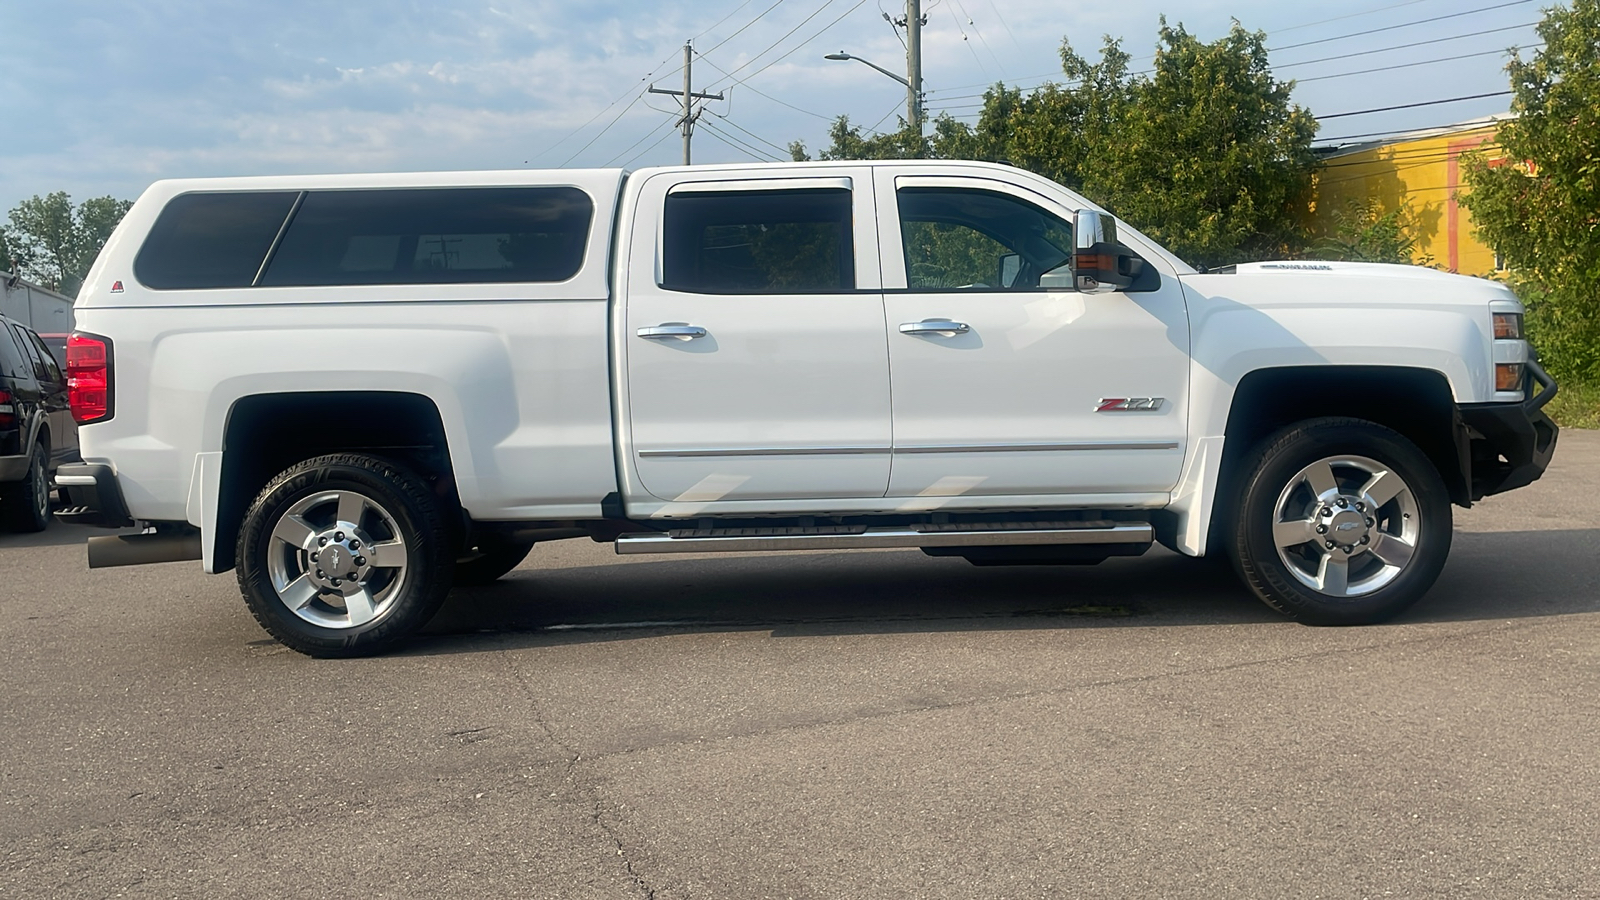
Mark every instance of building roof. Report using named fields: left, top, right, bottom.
left=1314, top=113, right=1517, bottom=160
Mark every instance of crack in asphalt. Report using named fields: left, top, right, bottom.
left=493, top=636, right=658, bottom=900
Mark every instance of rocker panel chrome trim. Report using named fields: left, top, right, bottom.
left=614, top=523, right=1153, bottom=554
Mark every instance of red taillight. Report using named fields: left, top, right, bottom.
left=0, top=388, right=14, bottom=428
left=67, top=333, right=113, bottom=424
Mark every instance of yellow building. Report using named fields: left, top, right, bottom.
left=1310, top=115, right=1513, bottom=275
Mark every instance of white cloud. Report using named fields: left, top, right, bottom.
left=0, top=0, right=1531, bottom=212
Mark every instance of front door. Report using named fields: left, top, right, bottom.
left=879, top=175, right=1190, bottom=500
left=621, top=170, right=891, bottom=506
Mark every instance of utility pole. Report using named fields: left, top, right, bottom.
left=905, top=0, right=923, bottom=134
left=648, top=41, right=724, bottom=165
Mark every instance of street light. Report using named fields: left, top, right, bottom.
left=825, top=51, right=921, bottom=133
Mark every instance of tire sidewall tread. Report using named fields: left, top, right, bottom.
left=235, top=454, right=454, bottom=657
left=1228, top=417, right=1452, bottom=626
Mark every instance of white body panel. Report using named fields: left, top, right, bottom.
left=73, top=160, right=1515, bottom=567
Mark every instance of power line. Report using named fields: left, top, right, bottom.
left=1274, top=21, right=1538, bottom=69
left=1269, top=0, right=1438, bottom=35
left=926, top=0, right=1535, bottom=97
left=705, top=0, right=846, bottom=88
left=694, top=0, right=762, bottom=41
left=1297, top=43, right=1540, bottom=83
left=695, top=52, right=834, bottom=120
left=1316, top=120, right=1508, bottom=143
left=602, top=117, right=679, bottom=167
left=713, top=115, right=795, bottom=155
left=621, top=126, right=683, bottom=169
left=700, top=123, right=772, bottom=161
left=1270, top=0, right=1538, bottom=53
left=1316, top=91, right=1513, bottom=119
left=706, top=0, right=873, bottom=91
left=532, top=51, right=682, bottom=164
left=699, top=0, right=789, bottom=57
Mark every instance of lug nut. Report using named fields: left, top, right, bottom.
left=1325, top=541, right=1336, bottom=549
left=330, top=578, right=340, bottom=587
left=309, top=551, right=318, bottom=562
left=1360, top=535, right=1370, bottom=545
left=355, top=556, right=366, bottom=566
left=319, top=537, right=328, bottom=546
left=1336, top=498, right=1348, bottom=508
left=1321, top=507, right=1333, bottom=517
left=1365, top=518, right=1375, bottom=527
left=1356, top=502, right=1366, bottom=512
left=350, top=540, right=360, bottom=550
left=1342, top=545, right=1353, bottom=554
left=1316, top=524, right=1327, bottom=534
left=335, top=531, right=344, bottom=541
left=315, top=569, right=325, bottom=578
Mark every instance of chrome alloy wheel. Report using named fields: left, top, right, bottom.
left=31, top=447, right=49, bottom=520
left=265, top=490, right=409, bottom=629
left=1271, top=455, right=1420, bottom=598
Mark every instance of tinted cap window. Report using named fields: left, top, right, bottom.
left=135, top=192, right=299, bottom=290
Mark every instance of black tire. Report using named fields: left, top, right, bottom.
left=1226, top=417, right=1452, bottom=626
left=236, top=454, right=454, bottom=657
left=453, top=540, right=535, bottom=586
left=2, top=443, right=51, bottom=533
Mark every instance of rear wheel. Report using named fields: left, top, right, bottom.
left=1228, top=418, right=1451, bottom=625
left=2, top=443, right=51, bottom=533
left=236, top=454, right=454, bottom=657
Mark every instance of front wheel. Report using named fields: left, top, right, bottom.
left=1228, top=418, right=1452, bottom=625
left=236, top=454, right=454, bottom=657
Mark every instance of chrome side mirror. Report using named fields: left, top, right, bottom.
left=1071, top=209, right=1136, bottom=293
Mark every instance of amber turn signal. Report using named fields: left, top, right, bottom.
left=1496, top=363, right=1525, bottom=392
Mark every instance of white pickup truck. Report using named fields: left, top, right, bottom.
left=56, top=160, right=1558, bottom=656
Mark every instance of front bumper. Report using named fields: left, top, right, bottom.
left=53, top=463, right=135, bottom=528
left=1459, top=359, right=1559, bottom=501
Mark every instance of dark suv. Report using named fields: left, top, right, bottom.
left=0, top=314, right=79, bottom=531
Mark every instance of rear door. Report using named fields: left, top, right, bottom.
left=20, top=328, right=77, bottom=465
left=619, top=169, right=892, bottom=505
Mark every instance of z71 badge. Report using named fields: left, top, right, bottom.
left=1096, top=397, right=1165, bottom=412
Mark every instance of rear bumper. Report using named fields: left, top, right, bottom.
left=53, top=462, right=136, bottom=528
left=1459, top=360, right=1559, bottom=501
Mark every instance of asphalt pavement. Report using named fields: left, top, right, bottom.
left=3, top=431, right=1597, bottom=899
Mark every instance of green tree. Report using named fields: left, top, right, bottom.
left=3, top=192, right=135, bottom=296
left=793, top=21, right=1318, bottom=269
left=1311, top=197, right=1425, bottom=264
left=1461, top=0, right=1600, bottom=385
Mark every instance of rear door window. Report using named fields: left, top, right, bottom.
left=258, top=187, right=593, bottom=286
left=0, top=323, right=30, bottom=380
left=135, top=192, right=300, bottom=289
left=661, top=188, right=854, bottom=294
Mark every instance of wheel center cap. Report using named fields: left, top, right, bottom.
left=306, top=525, right=375, bottom=593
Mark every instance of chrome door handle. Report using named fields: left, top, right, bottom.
left=899, top=319, right=970, bottom=337
left=637, top=323, right=708, bottom=340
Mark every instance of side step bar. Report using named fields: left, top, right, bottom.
left=614, top=522, right=1152, bottom=555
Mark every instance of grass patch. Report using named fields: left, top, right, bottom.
left=1545, top=379, right=1600, bottom=430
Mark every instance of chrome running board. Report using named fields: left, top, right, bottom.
left=613, top=521, right=1152, bottom=555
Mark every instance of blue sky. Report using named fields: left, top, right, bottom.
left=0, top=0, right=1547, bottom=213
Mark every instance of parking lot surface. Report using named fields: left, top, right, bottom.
left=3, top=431, right=1597, bottom=899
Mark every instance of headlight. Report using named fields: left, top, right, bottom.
left=1493, top=312, right=1523, bottom=340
